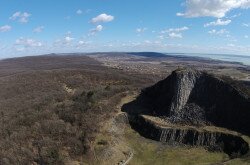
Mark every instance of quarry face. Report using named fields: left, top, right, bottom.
left=123, top=68, right=250, bottom=157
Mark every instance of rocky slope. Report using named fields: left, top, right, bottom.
left=122, top=68, right=250, bottom=158
left=128, top=115, right=249, bottom=157
left=141, top=68, right=250, bottom=135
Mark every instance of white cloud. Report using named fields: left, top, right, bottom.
left=161, top=26, right=189, bottom=33
left=144, top=40, right=152, bottom=44
left=0, top=25, right=11, bottom=32
left=169, top=26, right=189, bottom=32
left=242, top=23, right=250, bottom=27
left=66, top=31, right=72, bottom=35
left=208, top=29, right=229, bottom=35
left=227, top=43, right=235, bottom=47
left=211, top=44, right=250, bottom=55
left=51, top=35, right=75, bottom=50
left=136, top=28, right=147, bottom=33
left=177, top=0, right=250, bottom=18
left=89, top=25, right=103, bottom=35
left=52, top=35, right=75, bottom=48
left=33, top=26, right=44, bottom=33
left=96, top=25, right=103, bottom=31
left=76, top=9, right=83, bottom=15
left=65, top=36, right=74, bottom=42
left=244, top=35, right=249, bottom=38
left=158, top=35, right=165, bottom=40
left=78, top=41, right=87, bottom=45
left=91, top=13, right=114, bottom=23
left=204, top=19, right=231, bottom=27
left=15, top=38, right=43, bottom=47
left=15, top=47, right=25, bottom=52
left=10, top=12, right=31, bottom=23
left=168, top=32, right=183, bottom=39
left=76, top=40, right=92, bottom=49
left=160, top=26, right=188, bottom=39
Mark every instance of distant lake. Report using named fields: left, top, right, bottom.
left=167, top=53, right=250, bottom=66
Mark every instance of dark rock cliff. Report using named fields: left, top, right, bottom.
left=128, top=115, right=249, bottom=157
left=141, top=68, right=250, bottom=135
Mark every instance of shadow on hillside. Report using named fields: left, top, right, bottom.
left=121, top=93, right=152, bottom=116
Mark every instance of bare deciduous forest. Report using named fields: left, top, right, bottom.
left=0, top=55, right=158, bottom=164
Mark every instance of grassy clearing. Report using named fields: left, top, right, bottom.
left=224, top=159, right=250, bottom=165
left=124, top=127, right=229, bottom=165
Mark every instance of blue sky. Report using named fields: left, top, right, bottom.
left=0, top=0, right=250, bottom=58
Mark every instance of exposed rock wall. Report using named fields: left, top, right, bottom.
left=169, top=70, right=200, bottom=115
left=142, top=69, right=250, bottom=135
left=129, top=115, right=249, bottom=157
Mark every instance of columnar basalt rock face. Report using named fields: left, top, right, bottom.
left=142, top=68, right=250, bottom=135
left=169, top=70, right=200, bottom=115
left=128, top=115, right=249, bottom=157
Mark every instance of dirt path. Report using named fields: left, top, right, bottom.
left=94, top=91, right=138, bottom=165
left=121, top=152, right=134, bottom=165
left=114, top=92, right=137, bottom=165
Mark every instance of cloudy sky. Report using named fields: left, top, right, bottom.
left=1, top=0, right=250, bottom=58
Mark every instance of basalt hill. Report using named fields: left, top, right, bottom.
left=124, top=68, right=250, bottom=157
left=142, top=68, right=250, bottom=134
